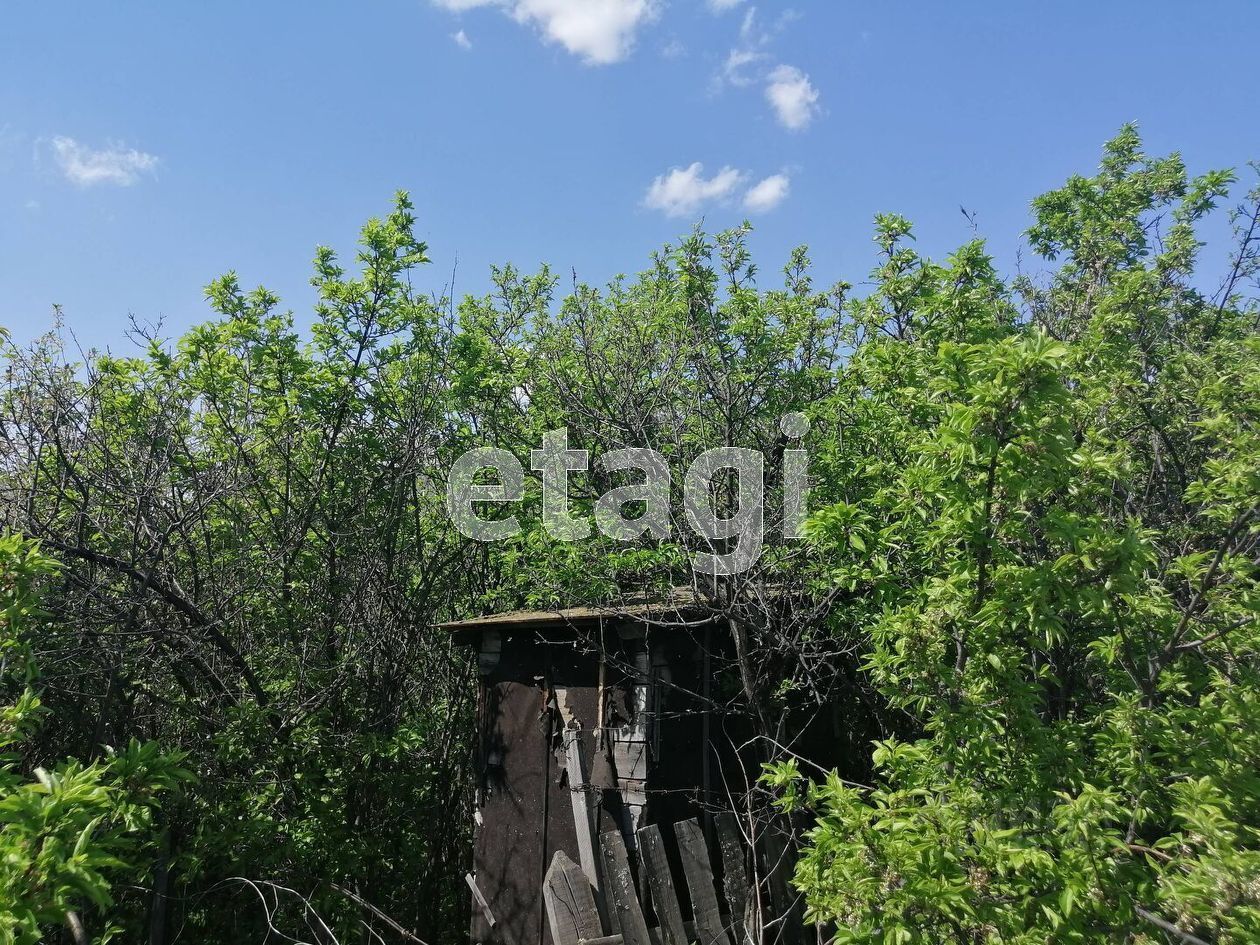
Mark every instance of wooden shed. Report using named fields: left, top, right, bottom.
left=442, top=593, right=753, bottom=945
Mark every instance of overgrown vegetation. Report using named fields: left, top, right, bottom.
left=1, top=127, right=1256, bottom=943
left=1, top=537, right=189, bottom=945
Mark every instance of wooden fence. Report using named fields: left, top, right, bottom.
left=543, top=813, right=798, bottom=945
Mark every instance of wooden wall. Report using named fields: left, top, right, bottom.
left=466, top=622, right=722, bottom=945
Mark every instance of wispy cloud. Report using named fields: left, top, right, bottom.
left=643, top=162, right=747, bottom=218
left=710, top=7, right=769, bottom=92
left=49, top=136, right=159, bottom=187
left=432, top=0, right=659, bottom=65
left=765, top=65, right=819, bottom=130
left=721, top=47, right=768, bottom=87
left=706, top=0, right=745, bottom=11
left=743, top=172, right=790, bottom=212
left=452, top=28, right=472, bottom=48
left=709, top=8, right=822, bottom=131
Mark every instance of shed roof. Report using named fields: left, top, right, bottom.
left=438, top=588, right=706, bottom=640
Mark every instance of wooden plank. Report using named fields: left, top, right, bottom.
left=577, top=923, right=698, bottom=945
left=566, top=726, right=616, bottom=933
left=544, top=851, right=603, bottom=945
left=674, top=818, right=730, bottom=945
left=714, top=813, right=753, bottom=945
left=435, top=590, right=701, bottom=633
left=599, top=829, right=653, bottom=945
left=565, top=729, right=602, bottom=891
left=635, top=824, right=687, bottom=945
left=464, top=873, right=496, bottom=929
left=614, top=645, right=652, bottom=840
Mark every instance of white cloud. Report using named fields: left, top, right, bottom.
left=711, top=11, right=822, bottom=133
left=765, top=65, right=819, bottom=130
left=452, top=28, right=472, bottom=48
left=432, top=0, right=658, bottom=65
left=50, top=136, right=159, bottom=187
left=707, top=0, right=745, bottom=11
left=518, top=0, right=658, bottom=63
left=743, top=173, right=790, bottom=212
left=712, top=7, right=773, bottom=91
left=739, top=6, right=760, bottom=43
left=643, top=162, right=747, bottom=218
left=721, top=47, right=767, bottom=87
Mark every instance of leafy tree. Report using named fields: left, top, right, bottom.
left=766, top=128, right=1260, bottom=944
left=0, top=197, right=477, bottom=941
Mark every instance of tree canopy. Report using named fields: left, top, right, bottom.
left=1, top=126, right=1257, bottom=944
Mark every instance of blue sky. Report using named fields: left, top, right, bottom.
left=2, top=1, right=1257, bottom=351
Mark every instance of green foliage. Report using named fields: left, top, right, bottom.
left=1, top=126, right=1256, bottom=944
left=1, top=195, right=477, bottom=942
left=0, top=536, right=189, bottom=945
left=769, top=128, right=1260, bottom=944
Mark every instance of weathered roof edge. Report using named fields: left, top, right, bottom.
left=437, top=588, right=705, bottom=637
